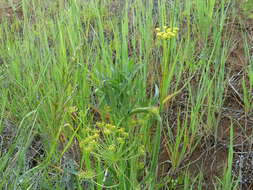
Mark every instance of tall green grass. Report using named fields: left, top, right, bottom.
left=0, top=0, right=250, bottom=189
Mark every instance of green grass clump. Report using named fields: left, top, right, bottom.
left=0, top=0, right=251, bottom=189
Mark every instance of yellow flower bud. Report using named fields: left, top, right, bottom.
left=166, top=28, right=172, bottom=33
left=155, top=26, right=179, bottom=40
left=78, top=170, right=95, bottom=179
left=168, top=32, right=172, bottom=36
left=117, top=137, right=125, bottom=144
left=156, top=32, right=163, bottom=37
left=109, top=124, right=116, bottom=130
left=108, top=145, right=116, bottom=152
left=104, top=129, right=111, bottom=135
left=139, top=145, right=146, bottom=155
left=162, top=33, right=167, bottom=39
left=83, top=145, right=93, bottom=153
left=155, top=27, right=161, bottom=32
left=96, top=122, right=104, bottom=128
left=118, top=128, right=125, bottom=134
left=93, top=133, right=99, bottom=139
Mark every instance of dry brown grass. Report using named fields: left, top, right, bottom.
left=0, top=0, right=22, bottom=22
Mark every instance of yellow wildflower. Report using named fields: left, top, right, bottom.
left=117, top=137, right=125, bottom=144
left=139, top=145, right=146, bottom=155
left=104, top=128, right=112, bottom=135
left=78, top=170, right=95, bottom=179
left=108, top=144, right=116, bottom=152
left=96, top=122, right=105, bottom=128
left=106, top=124, right=116, bottom=131
left=92, top=133, right=99, bottom=139
left=83, top=145, right=93, bottom=153
left=155, top=27, right=161, bottom=32
left=156, top=26, right=179, bottom=40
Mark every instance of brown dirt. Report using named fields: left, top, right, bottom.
left=0, top=0, right=22, bottom=22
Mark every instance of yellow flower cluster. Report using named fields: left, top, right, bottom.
left=156, top=26, right=179, bottom=40
left=108, top=144, right=116, bottom=152
left=137, top=145, right=146, bottom=170
left=138, top=145, right=146, bottom=156
left=80, top=132, right=100, bottom=153
left=77, top=169, right=95, bottom=179
left=96, top=122, right=129, bottom=152
left=79, top=122, right=130, bottom=154
left=96, top=122, right=129, bottom=139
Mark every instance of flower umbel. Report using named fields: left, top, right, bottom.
left=156, top=26, right=179, bottom=40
